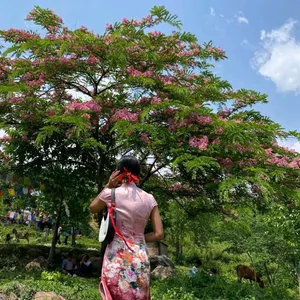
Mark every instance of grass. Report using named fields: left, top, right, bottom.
left=0, top=223, right=299, bottom=299
left=0, top=266, right=298, bottom=300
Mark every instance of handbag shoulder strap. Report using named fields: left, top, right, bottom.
left=111, top=188, right=116, bottom=205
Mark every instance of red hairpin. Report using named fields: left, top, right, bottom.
left=118, top=167, right=139, bottom=183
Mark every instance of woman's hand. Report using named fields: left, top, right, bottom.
left=105, top=170, right=120, bottom=189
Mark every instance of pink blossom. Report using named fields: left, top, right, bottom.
left=149, top=30, right=162, bottom=37
left=150, top=96, right=162, bottom=104
left=189, top=136, right=209, bottom=150
left=140, top=133, right=149, bottom=143
left=220, top=158, right=234, bottom=169
left=0, top=136, right=12, bottom=142
left=122, top=18, right=130, bottom=24
left=212, top=138, right=220, bottom=145
left=21, top=135, right=27, bottom=141
left=216, top=127, right=224, bottom=134
left=203, top=78, right=210, bottom=83
left=105, top=23, right=112, bottom=30
left=104, top=34, right=113, bottom=45
left=8, top=96, right=24, bottom=104
left=168, top=119, right=176, bottom=131
left=207, top=46, right=213, bottom=52
left=112, top=108, right=138, bottom=122
left=235, top=143, right=250, bottom=153
left=265, top=148, right=273, bottom=155
left=86, top=56, right=100, bottom=64
left=2, top=28, right=39, bottom=42
left=65, top=100, right=101, bottom=113
left=82, top=113, right=90, bottom=119
left=46, top=110, right=56, bottom=116
left=194, top=104, right=201, bottom=108
left=197, top=116, right=212, bottom=124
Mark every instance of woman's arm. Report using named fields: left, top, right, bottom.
left=145, top=206, right=163, bottom=243
left=89, top=194, right=106, bottom=214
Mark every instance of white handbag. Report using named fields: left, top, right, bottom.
left=98, top=188, right=116, bottom=243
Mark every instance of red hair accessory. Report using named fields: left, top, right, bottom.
left=118, top=167, right=139, bottom=184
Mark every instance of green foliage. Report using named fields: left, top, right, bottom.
left=41, top=271, right=62, bottom=281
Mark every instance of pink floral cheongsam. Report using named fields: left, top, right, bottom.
left=98, top=183, right=157, bottom=300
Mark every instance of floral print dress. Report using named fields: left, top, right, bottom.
left=98, top=183, right=157, bottom=300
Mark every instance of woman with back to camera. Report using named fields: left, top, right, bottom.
left=90, top=155, right=163, bottom=300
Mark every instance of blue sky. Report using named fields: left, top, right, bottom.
left=1, top=0, right=300, bottom=149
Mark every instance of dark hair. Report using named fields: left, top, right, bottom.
left=67, top=252, right=73, bottom=258
left=195, top=259, right=202, bottom=266
left=117, top=155, right=140, bottom=176
left=84, top=254, right=89, bottom=260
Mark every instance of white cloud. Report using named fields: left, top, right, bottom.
left=241, top=39, right=256, bottom=50
left=241, top=39, right=250, bottom=47
left=210, top=7, right=215, bottom=17
left=220, top=14, right=224, bottom=18
left=278, top=139, right=300, bottom=153
left=238, top=16, right=249, bottom=24
left=252, top=19, right=300, bottom=93
left=235, top=11, right=249, bottom=24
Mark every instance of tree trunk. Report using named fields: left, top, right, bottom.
left=48, top=191, right=63, bottom=267
left=71, top=226, right=76, bottom=247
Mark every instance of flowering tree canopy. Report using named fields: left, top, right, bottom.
left=0, top=6, right=300, bottom=215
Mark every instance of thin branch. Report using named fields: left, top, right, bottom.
left=99, top=83, right=119, bottom=94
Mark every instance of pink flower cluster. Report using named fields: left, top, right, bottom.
left=8, top=96, right=24, bottom=104
left=2, top=29, right=39, bottom=42
left=220, top=158, right=234, bottom=169
left=46, top=110, right=56, bottom=116
left=26, top=8, right=62, bottom=24
left=127, top=66, right=154, bottom=78
left=112, top=108, right=139, bottom=122
left=234, top=143, right=251, bottom=153
left=140, top=133, right=149, bottom=143
left=27, top=73, right=46, bottom=87
left=86, top=56, right=100, bottom=64
left=189, top=136, right=209, bottom=150
left=217, top=107, right=231, bottom=118
left=238, top=159, right=257, bottom=167
left=148, top=31, right=162, bottom=37
left=169, top=183, right=193, bottom=193
left=65, top=100, right=101, bottom=113
left=0, top=136, right=12, bottom=143
left=265, top=148, right=300, bottom=169
left=187, top=113, right=212, bottom=124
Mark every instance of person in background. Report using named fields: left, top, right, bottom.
left=63, top=229, right=69, bottom=245
left=208, top=267, right=218, bottom=276
left=56, top=226, right=62, bottom=245
left=79, top=254, right=93, bottom=277
left=62, top=253, right=77, bottom=277
left=189, top=259, right=202, bottom=276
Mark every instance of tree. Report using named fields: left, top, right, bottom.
left=0, top=6, right=300, bottom=260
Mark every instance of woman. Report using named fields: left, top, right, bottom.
left=90, top=156, right=163, bottom=300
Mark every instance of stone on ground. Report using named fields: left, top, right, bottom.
left=151, top=265, right=176, bottom=280
left=34, top=292, right=66, bottom=300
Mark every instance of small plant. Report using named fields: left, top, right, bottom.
left=41, top=271, right=62, bottom=281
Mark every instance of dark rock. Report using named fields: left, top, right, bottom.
left=149, top=255, right=175, bottom=270
left=151, top=266, right=176, bottom=280
left=25, top=256, right=48, bottom=271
